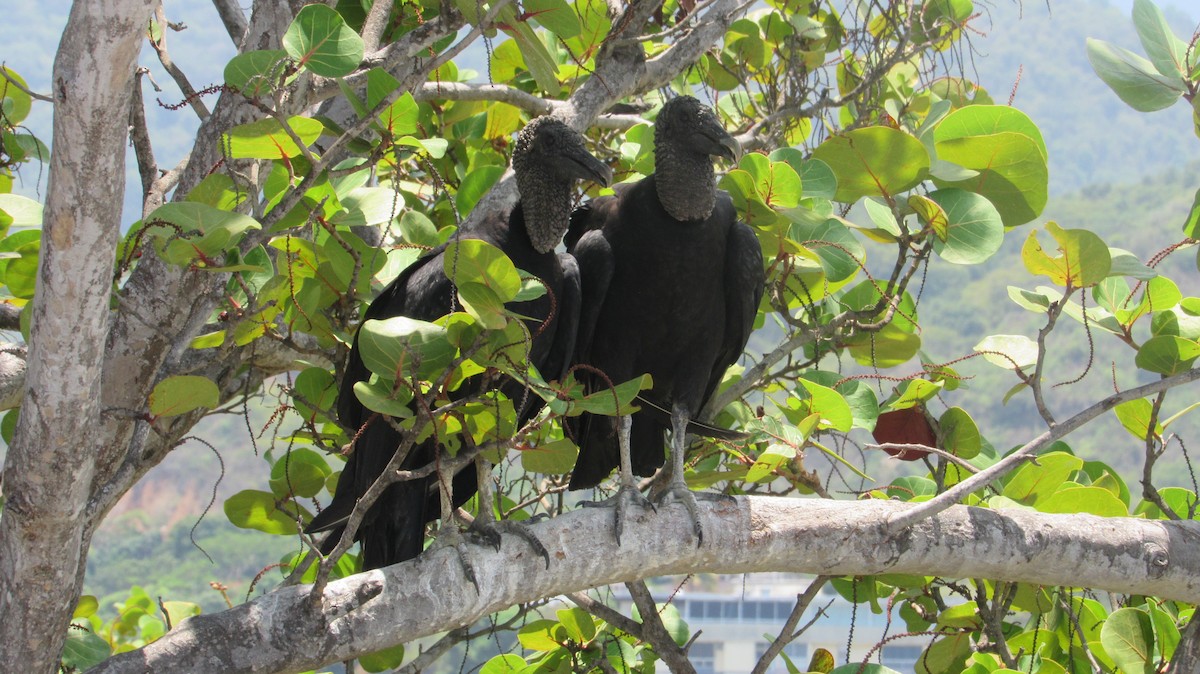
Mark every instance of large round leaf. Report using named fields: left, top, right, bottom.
left=223, top=50, right=290, bottom=97
left=283, top=4, right=365, bottom=78
left=1135, top=335, right=1200, bottom=375
left=933, top=106, right=1049, bottom=227
left=149, top=375, right=220, bottom=417
left=811, top=126, right=930, bottom=202
left=358, top=316, right=456, bottom=381
left=1100, top=608, right=1156, bottom=674
left=145, top=202, right=262, bottom=267
left=926, top=188, right=1004, bottom=264
left=222, top=116, right=324, bottom=159
left=1021, top=221, right=1111, bottom=288
left=1087, top=37, right=1185, bottom=113
left=224, top=489, right=304, bottom=534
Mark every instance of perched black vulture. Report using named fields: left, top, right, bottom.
left=566, top=96, right=764, bottom=541
left=306, top=116, right=611, bottom=570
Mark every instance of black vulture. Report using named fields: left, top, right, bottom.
left=566, top=96, right=764, bottom=542
left=306, top=116, right=611, bottom=570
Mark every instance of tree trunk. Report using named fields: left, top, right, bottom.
left=0, top=1, right=150, bottom=671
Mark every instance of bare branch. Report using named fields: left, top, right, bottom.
left=211, top=0, right=248, bottom=46
left=149, top=4, right=210, bottom=120
left=885, top=366, right=1200, bottom=533
left=92, top=497, right=1200, bottom=674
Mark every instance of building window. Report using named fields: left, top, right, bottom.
left=691, top=642, right=717, bottom=674
left=755, top=641, right=809, bottom=673
left=880, top=644, right=924, bottom=674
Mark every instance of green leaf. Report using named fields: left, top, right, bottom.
left=481, top=654, right=528, bottom=673
left=61, top=629, right=112, bottom=670
left=525, top=0, right=582, bottom=37
left=796, top=157, right=838, bottom=199
left=810, top=126, right=930, bottom=202
left=149, top=375, right=220, bottom=417
left=358, top=316, right=456, bottom=381
left=934, top=116, right=1048, bottom=227
left=847, top=321, right=922, bottom=367
left=222, top=116, right=324, bottom=159
left=360, top=643, right=406, bottom=672
left=1086, top=37, right=1185, bottom=112
left=556, top=607, right=597, bottom=642
left=1002, top=451, right=1083, bottom=506
left=502, top=6, right=561, bottom=95
left=521, top=438, right=579, bottom=474
left=283, top=4, right=365, bottom=78
left=269, top=447, right=332, bottom=499
left=160, top=600, right=200, bottom=626
left=738, top=153, right=803, bottom=209
left=378, top=92, right=419, bottom=136
left=456, top=165, right=505, bottom=215
left=786, top=217, right=864, bottom=283
left=145, top=202, right=262, bottom=267
left=1136, top=335, right=1200, bottom=375
left=1114, top=398, right=1164, bottom=441
left=330, top=186, right=404, bottom=228
left=564, top=374, right=652, bottom=416
left=73, top=595, right=99, bottom=619
left=797, top=378, right=853, bottom=432
left=1149, top=603, right=1181, bottom=661
left=0, top=67, right=32, bottom=125
left=1040, top=486, right=1128, bottom=516
left=352, top=377, right=415, bottom=418
left=223, top=50, right=290, bottom=97
left=1132, top=0, right=1190, bottom=79
left=0, top=194, right=43, bottom=229
left=1022, top=221, right=1111, bottom=288
left=293, top=366, right=337, bottom=421
left=973, top=334, right=1038, bottom=370
left=829, top=665, right=904, bottom=674
left=889, top=378, right=944, bottom=409
left=926, top=188, right=1004, bottom=264
left=224, top=489, right=302, bottom=534
left=1183, top=188, right=1200, bottom=238
left=939, top=407, right=981, bottom=459
left=444, top=239, right=522, bottom=300
left=1100, top=607, right=1156, bottom=674
left=517, top=619, right=566, bottom=651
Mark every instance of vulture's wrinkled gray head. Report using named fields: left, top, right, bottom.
left=653, top=96, right=740, bottom=222
left=512, top=116, right=612, bottom=253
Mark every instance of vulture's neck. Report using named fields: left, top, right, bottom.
left=515, top=165, right=573, bottom=254
left=654, top=142, right=716, bottom=222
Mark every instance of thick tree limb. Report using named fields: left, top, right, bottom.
left=0, top=1, right=151, bottom=671
left=92, top=497, right=1200, bottom=674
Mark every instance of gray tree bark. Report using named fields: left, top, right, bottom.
left=91, top=497, right=1200, bottom=674
left=0, top=1, right=152, bottom=671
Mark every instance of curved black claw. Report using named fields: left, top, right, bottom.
left=469, top=518, right=551, bottom=569
left=430, top=527, right=481, bottom=593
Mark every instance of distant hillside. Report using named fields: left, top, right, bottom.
left=970, top=0, right=1198, bottom=194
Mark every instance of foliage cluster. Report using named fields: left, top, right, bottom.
left=4, top=0, right=1200, bottom=671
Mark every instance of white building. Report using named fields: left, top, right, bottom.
left=611, top=574, right=928, bottom=673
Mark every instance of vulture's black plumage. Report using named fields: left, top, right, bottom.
left=566, top=96, right=764, bottom=540
left=306, top=116, right=611, bottom=570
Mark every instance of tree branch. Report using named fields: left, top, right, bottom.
left=211, top=0, right=248, bottom=46
left=92, top=497, right=1200, bottom=674
left=885, top=366, right=1200, bottom=533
